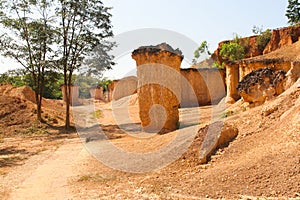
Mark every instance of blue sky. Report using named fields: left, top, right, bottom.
left=102, top=0, right=289, bottom=79
left=0, top=0, right=290, bottom=79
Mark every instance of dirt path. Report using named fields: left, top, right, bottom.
left=2, top=138, right=87, bottom=200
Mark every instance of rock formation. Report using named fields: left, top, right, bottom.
left=212, top=26, right=300, bottom=65
left=228, top=40, right=300, bottom=103
left=89, top=86, right=104, bottom=100
left=199, top=121, right=238, bottom=164
left=132, top=43, right=183, bottom=133
left=211, top=26, right=300, bottom=104
left=237, top=67, right=286, bottom=105
left=284, top=61, right=300, bottom=90
left=263, top=25, right=300, bottom=54
left=225, top=63, right=240, bottom=103
left=0, top=84, right=36, bottom=103
left=180, top=68, right=226, bottom=107
left=212, top=35, right=263, bottom=65
left=108, top=80, right=119, bottom=101
left=110, top=76, right=137, bottom=101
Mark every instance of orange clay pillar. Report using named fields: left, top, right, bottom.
left=60, top=84, right=80, bottom=106
left=225, top=63, right=240, bottom=104
left=132, top=43, right=183, bottom=133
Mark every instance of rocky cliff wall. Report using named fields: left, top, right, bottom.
left=110, top=76, right=138, bottom=101
left=263, top=25, right=300, bottom=54
left=212, top=25, right=300, bottom=65
left=180, top=68, right=226, bottom=107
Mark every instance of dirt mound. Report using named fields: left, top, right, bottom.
left=0, top=84, right=65, bottom=135
left=0, top=96, right=35, bottom=135
left=0, top=84, right=36, bottom=103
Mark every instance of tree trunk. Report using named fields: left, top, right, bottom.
left=34, top=72, right=42, bottom=122
left=37, top=97, right=42, bottom=122
left=64, top=70, right=71, bottom=130
left=66, top=71, right=73, bottom=130
left=65, top=96, right=70, bottom=129
left=35, top=91, right=42, bottom=122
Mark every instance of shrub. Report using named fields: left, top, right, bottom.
left=212, top=61, right=225, bottom=69
left=220, top=36, right=245, bottom=62
left=253, top=26, right=272, bottom=51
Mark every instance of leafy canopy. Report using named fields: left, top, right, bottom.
left=286, top=0, right=300, bottom=25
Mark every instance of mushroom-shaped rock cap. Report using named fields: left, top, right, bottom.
left=132, top=43, right=184, bottom=61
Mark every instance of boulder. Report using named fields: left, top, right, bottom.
left=199, top=121, right=238, bottom=164
left=237, top=67, right=286, bottom=105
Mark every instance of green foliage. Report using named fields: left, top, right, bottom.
left=220, top=35, right=245, bottom=62
left=42, top=71, right=64, bottom=99
left=0, top=69, right=64, bottom=99
left=0, top=69, right=32, bottom=87
left=212, top=61, right=225, bottom=69
left=286, top=0, right=300, bottom=25
left=0, top=69, right=112, bottom=100
left=26, top=124, right=49, bottom=135
left=77, top=173, right=116, bottom=183
left=193, top=40, right=211, bottom=65
left=252, top=25, right=263, bottom=35
left=0, top=0, right=115, bottom=127
left=93, top=109, right=103, bottom=118
left=252, top=26, right=272, bottom=51
left=98, top=78, right=112, bottom=92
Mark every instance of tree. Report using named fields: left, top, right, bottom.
left=0, top=0, right=114, bottom=128
left=0, top=0, right=57, bottom=122
left=220, top=35, right=245, bottom=62
left=286, top=0, right=300, bottom=25
left=192, top=40, right=211, bottom=65
left=98, top=78, right=112, bottom=92
left=55, top=0, right=115, bottom=129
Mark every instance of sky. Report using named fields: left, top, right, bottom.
left=0, top=0, right=289, bottom=79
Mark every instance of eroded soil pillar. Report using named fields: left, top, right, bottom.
left=225, top=63, right=240, bottom=103
left=132, top=43, right=183, bottom=133
left=60, top=84, right=80, bottom=106
left=90, top=87, right=104, bottom=100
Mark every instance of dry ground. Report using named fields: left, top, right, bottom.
left=0, top=82, right=299, bottom=199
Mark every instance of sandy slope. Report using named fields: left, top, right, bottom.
left=0, top=80, right=299, bottom=199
